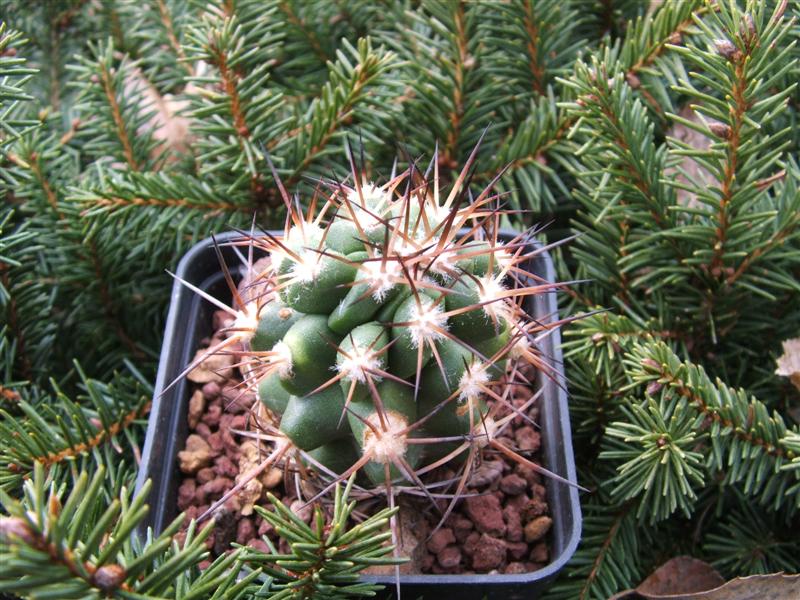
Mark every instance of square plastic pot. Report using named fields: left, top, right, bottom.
left=134, top=230, right=581, bottom=599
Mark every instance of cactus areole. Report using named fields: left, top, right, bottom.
left=176, top=146, right=566, bottom=505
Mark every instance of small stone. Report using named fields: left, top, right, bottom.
left=529, top=542, right=548, bottom=563
left=499, top=474, right=527, bottom=496
left=451, top=516, right=473, bottom=543
left=290, top=499, right=313, bottom=523
left=214, top=455, right=238, bottom=479
left=202, top=381, right=221, bottom=399
left=258, top=517, right=274, bottom=536
left=503, top=505, right=523, bottom=542
left=470, top=534, right=506, bottom=571
left=421, top=553, right=435, bottom=571
left=197, top=467, right=215, bottom=484
left=260, top=467, right=283, bottom=489
left=236, top=518, right=255, bottom=544
left=514, top=426, right=541, bottom=452
left=437, top=546, right=461, bottom=569
left=504, top=561, right=528, bottom=574
left=187, top=347, right=234, bottom=383
left=202, top=477, right=233, bottom=499
left=195, top=423, right=212, bottom=439
left=178, top=435, right=213, bottom=474
left=515, top=464, right=541, bottom=487
left=177, top=479, right=197, bottom=510
left=248, top=539, right=269, bottom=553
left=201, top=404, right=222, bottom=427
left=463, top=532, right=481, bottom=556
left=188, top=390, right=206, bottom=429
left=522, top=492, right=548, bottom=521
left=505, top=541, right=529, bottom=561
left=207, top=432, right=224, bottom=454
left=222, top=385, right=254, bottom=414
left=523, top=516, right=552, bottom=543
left=230, top=414, right=247, bottom=431
left=468, top=460, right=504, bottom=488
left=464, top=494, right=506, bottom=536
left=426, top=528, right=456, bottom=554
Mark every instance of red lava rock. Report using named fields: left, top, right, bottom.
left=207, top=432, right=224, bottom=454
left=505, top=492, right=530, bottom=512
left=289, top=499, right=313, bottom=523
left=468, top=460, right=504, bottom=488
left=529, top=542, right=548, bottom=563
left=450, top=516, right=473, bottom=543
left=421, top=553, right=435, bottom=571
left=183, top=506, right=198, bottom=522
left=197, top=467, right=215, bottom=484
left=195, top=422, right=212, bottom=439
left=499, top=474, right=527, bottom=496
left=258, top=518, right=274, bottom=537
left=505, top=540, right=529, bottom=561
left=522, top=493, right=548, bottom=521
left=503, top=504, right=523, bottom=542
left=524, top=516, right=552, bottom=543
left=515, top=463, right=541, bottom=487
left=248, top=539, right=269, bottom=553
left=236, top=518, right=255, bottom=544
left=203, top=477, right=233, bottom=498
left=198, top=559, right=212, bottom=570
left=431, top=563, right=459, bottom=574
left=470, top=534, right=506, bottom=572
left=504, top=561, right=528, bottom=574
left=201, top=404, right=223, bottom=427
left=230, top=414, right=247, bottom=431
left=463, top=532, right=481, bottom=556
left=214, top=455, right=238, bottom=479
left=177, top=479, right=196, bottom=510
left=222, top=386, right=253, bottom=414
left=426, top=528, right=456, bottom=554
left=464, top=494, right=506, bottom=536
left=437, top=546, right=461, bottom=569
left=202, top=381, right=221, bottom=399
left=221, top=429, right=239, bottom=455
left=514, top=426, right=541, bottom=452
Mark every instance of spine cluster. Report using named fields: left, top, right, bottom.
left=179, top=146, right=566, bottom=507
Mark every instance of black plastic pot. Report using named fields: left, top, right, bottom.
left=134, top=230, right=581, bottom=599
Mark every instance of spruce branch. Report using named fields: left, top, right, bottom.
left=0, top=462, right=242, bottom=599
left=0, top=366, right=150, bottom=491
left=0, top=23, right=38, bottom=156
left=244, top=474, right=403, bottom=600
left=602, top=396, right=706, bottom=523
left=624, top=341, right=800, bottom=511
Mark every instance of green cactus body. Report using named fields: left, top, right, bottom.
left=192, top=154, right=556, bottom=495
left=279, top=386, right=348, bottom=450
left=250, top=299, right=303, bottom=352
left=277, top=314, right=342, bottom=396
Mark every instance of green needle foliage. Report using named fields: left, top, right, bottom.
left=1, top=0, right=799, bottom=598
left=245, top=476, right=401, bottom=600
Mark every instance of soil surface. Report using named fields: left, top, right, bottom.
left=175, top=309, right=552, bottom=575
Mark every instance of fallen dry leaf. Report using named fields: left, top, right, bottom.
left=611, top=556, right=799, bottom=600
left=775, top=338, right=800, bottom=392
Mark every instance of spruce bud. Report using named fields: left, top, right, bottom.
left=713, top=38, right=738, bottom=60
left=708, top=122, right=732, bottom=139
left=93, top=564, right=127, bottom=593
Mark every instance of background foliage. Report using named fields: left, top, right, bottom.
left=1, top=0, right=798, bottom=598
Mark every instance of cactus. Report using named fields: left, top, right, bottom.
left=175, top=143, right=572, bottom=519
